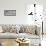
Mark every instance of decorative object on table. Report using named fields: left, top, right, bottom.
left=4, top=10, right=16, bottom=16
left=19, top=39, right=30, bottom=46
left=15, top=38, right=30, bottom=46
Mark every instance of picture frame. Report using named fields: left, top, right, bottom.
left=4, top=10, right=16, bottom=16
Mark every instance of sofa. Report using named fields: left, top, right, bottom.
left=0, top=24, right=41, bottom=39
left=0, top=24, right=41, bottom=45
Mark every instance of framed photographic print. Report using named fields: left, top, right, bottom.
left=4, top=10, right=16, bottom=16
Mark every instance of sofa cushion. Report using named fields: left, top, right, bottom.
left=0, top=26, right=3, bottom=33
left=2, top=25, right=17, bottom=33
left=24, top=25, right=36, bottom=35
left=19, top=25, right=25, bottom=33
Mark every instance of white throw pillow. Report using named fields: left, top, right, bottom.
left=0, top=26, right=3, bottom=33
left=25, top=25, right=35, bottom=35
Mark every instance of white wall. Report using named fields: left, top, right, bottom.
left=0, top=0, right=46, bottom=24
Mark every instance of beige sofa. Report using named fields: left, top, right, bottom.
left=0, top=24, right=41, bottom=39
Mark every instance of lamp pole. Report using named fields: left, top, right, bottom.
left=41, top=13, right=43, bottom=40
